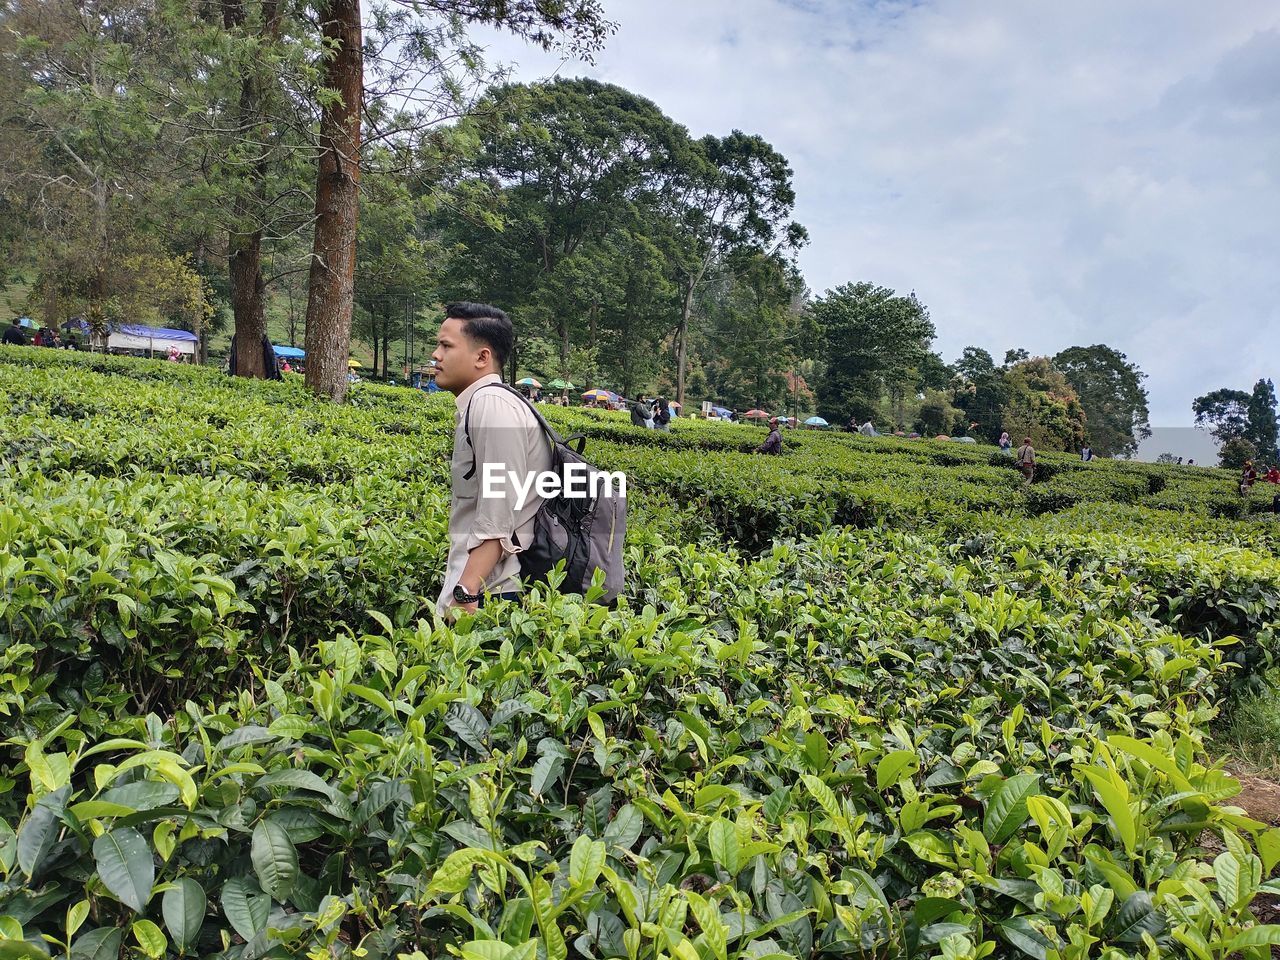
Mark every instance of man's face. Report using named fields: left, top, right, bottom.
left=431, top=317, right=490, bottom=393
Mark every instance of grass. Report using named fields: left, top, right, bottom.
left=1214, top=683, right=1280, bottom=779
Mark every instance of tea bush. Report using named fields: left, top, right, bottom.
left=2, top=348, right=1280, bottom=960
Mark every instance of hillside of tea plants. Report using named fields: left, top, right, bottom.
left=2, top=346, right=1280, bottom=960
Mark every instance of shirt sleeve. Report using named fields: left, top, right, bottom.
left=465, top=393, right=532, bottom=556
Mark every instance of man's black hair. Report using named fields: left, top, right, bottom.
left=445, top=301, right=513, bottom=371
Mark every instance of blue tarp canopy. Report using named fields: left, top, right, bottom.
left=711, top=406, right=732, bottom=417
left=117, top=323, right=198, bottom=341
left=61, top=319, right=198, bottom=341
left=273, top=345, right=305, bottom=359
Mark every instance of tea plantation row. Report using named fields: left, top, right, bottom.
left=1, top=347, right=1280, bottom=960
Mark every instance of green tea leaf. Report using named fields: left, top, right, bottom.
left=131, top=919, right=166, bottom=959
left=70, top=928, right=122, bottom=960
left=707, top=818, right=740, bottom=875
left=251, top=819, right=298, bottom=900
left=17, top=787, right=68, bottom=879
left=92, top=826, right=154, bottom=912
left=162, top=878, right=206, bottom=952
left=221, top=877, right=269, bottom=941
left=983, top=774, right=1040, bottom=844
left=876, top=749, right=919, bottom=791
left=998, top=916, right=1050, bottom=959
left=568, top=836, right=605, bottom=889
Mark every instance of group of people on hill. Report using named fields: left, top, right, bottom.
left=629, top=396, right=673, bottom=431
left=3, top=317, right=79, bottom=350
left=1239, top=460, right=1280, bottom=496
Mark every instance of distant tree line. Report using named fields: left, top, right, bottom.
left=0, top=8, right=1170, bottom=457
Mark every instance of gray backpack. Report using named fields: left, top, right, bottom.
left=464, top=383, right=626, bottom=604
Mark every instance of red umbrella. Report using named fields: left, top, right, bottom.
left=743, top=409, right=769, bottom=419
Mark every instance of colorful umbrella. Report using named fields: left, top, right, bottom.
left=581, top=389, right=614, bottom=401
left=515, top=377, right=541, bottom=388
left=805, top=416, right=828, bottom=426
left=743, top=409, right=769, bottom=419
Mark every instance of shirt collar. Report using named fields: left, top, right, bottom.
left=454, top=373, right=503, bottom=416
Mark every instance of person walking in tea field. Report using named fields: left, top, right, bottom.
left=999, top=432, right=1012, bottom=453
left=432, top=302, right=552, bottom=618
left=1016, top=437, right=1036, bottom=483
left=630, top=397, right=653, bottom=428
left=757, top=417, right=783, bottom=455
left=1081, top=445, right=1093, bottom=462
left=654, top=397, right=672, bottom=432
left=1240, top=460, right=1258, bottom=496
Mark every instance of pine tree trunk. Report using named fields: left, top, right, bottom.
left=304, top=0, right=362, bottom=401
left=222, top=0, right=279, bottom=379
left=230, top=232, right=268, bottom=377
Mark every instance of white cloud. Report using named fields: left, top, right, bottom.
left=471, top=0, right=1280, bottom=423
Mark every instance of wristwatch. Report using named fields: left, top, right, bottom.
left=453, top=582, right=483, bottom=605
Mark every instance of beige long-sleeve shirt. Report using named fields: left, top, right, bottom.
left=436, top=375, right=553, bottom=615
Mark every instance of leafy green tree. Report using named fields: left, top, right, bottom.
left=0, top=0, right=172, bottom=335
left=811, top=282, right=936, bottom=428
left=1053, top=344, right=1152, bottom=458
left=1220, top=436, right=1259, bottom=470
left=917, top=389, right=963, bottom=437
left=1000, top=357, right=1087, bottom=452
left=664, top=131, right=806, bottom=403
left=439, top=78, right=687, bottom=381
left=354, top=159, right=442, bottom=377
left=1193, top=388, right=1251, bottom=445
left=1246, top=378, right=1279, bottom=463
left=695, top=252, right=806, bottom=412
left=949, top=348, right=1011, bottom=440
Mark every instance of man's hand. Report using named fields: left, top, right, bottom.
left=448, top=580, right=481, bottom=619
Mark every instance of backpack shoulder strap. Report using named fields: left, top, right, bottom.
left=462, top=382, right=584, bottom=480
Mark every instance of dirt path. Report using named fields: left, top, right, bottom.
left=1232, top=768, right=1280, bottom=826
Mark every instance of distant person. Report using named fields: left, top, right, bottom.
left=860, top=420, right=877, bottom=437
left=848, top=416, right=859, bottom=433
left=2, top=319, right=27, bottom=346
left=1265, top=465, right=1280, bottom=484
left=999, top=432, right=1012, bottom=453
left=167, top=345, right=182, bottom=362
left=1240, top=460, right=1258, bottom=496
left=1273, top=492, right=1280, bottom=514
left=280, top=360, right=292, bottom=373
left=1187, top=459, right=1195, bottom=466
left=630, top=397, right=653, bottom=428
left=1177, top=456, right=1183, bottom=465
left=757, top=417, right=783, bottom=455
left=1015, top=437, right=1036, bottom=483
left=654, top=397, right=671, bottom=432
left=1081, top=445, right=1093, bottom=462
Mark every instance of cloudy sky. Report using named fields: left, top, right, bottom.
left=473, top=0, right=1280, bottom=428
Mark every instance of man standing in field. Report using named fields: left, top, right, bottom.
left=757, top=417, right=784, bottom=455
left=1016, top=437, right=1036, bottom=483
left=432, top=302, right=552, bottom=618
